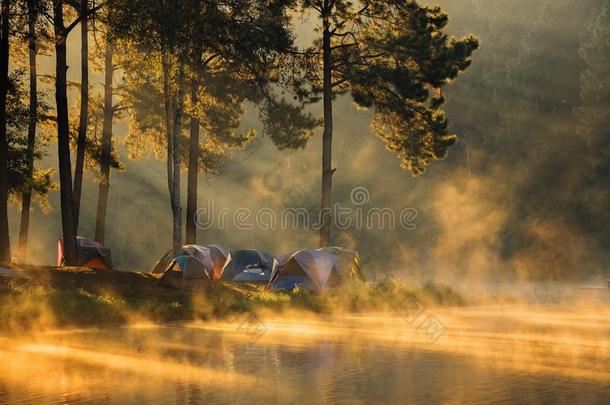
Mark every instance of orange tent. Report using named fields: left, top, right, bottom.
left=57, top=237, right=113, bottom=270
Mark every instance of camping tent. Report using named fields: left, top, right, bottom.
left=219, top=250, right=277, bottom=283
left=268, top=249, right=339, bottom=293
left=158, top=254, right=212, bottom=292
left=156, top=245, right=228, bottom=292
left=151, top=245, right=228, bottom=280
left=57, top=237, right=113, bottom=270
left=318, top=246, right=365, bottom=282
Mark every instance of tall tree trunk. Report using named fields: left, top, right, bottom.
left=161, top=48, right=175, bottom=249
left=319, top=12, right=334, bottom=248
left=94, top=41, right=113, bottom=244
left=0, top=0, right=10, bottom=262
left=54, top=0, right=78, bottom=265
left=171, top=60, right=185, bottom=250
left=185, top=75, right=199, bottom=244
left=72, top=0, right=88, bottom=234
left=17, top=0, right=38, bottom=263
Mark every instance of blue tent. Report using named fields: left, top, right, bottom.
left=219, top=250, right=277, bottom=283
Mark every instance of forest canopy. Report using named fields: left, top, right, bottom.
left=0, top=0, right=607, bottom=282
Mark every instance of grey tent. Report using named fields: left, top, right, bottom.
left=151, top=245, right=227, bottom=277
left=268, top=249, right=339, bottom=293
left=154, top=245, right=228, bottom=292
left=219, top=250, right=277, bottom=284
left=318, top=246, right=365, bottom=282
left=158, top=255, right=209, bottom=292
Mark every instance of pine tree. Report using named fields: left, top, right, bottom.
left=5, top=71, right=53, bottom=208
left=295, top=0, right=478, bottom=246
left=0, top=0, right=11, bottom=261
left=16, top=0, right=50, bottom=263
left=111, top=0, right=315, bottom=250
left=48, top=0, right=102, bottom=265
left=93, top=36, right=115, bottom=245
left=71, top=0, right=91, bottom=234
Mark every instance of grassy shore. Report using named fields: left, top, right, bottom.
left=0, top=265, right=464, bottom=333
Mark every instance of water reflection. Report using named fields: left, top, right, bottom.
left=1, top=305, right=609, bottom=404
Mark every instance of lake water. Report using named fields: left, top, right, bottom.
left=1, top=305, right=609, bottom=404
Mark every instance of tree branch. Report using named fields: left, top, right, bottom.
left=65, top=2, right=105, bottom=34
left=330, top=42, right=356, bottom=51
left=331, top=77, right=350, bottom=88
